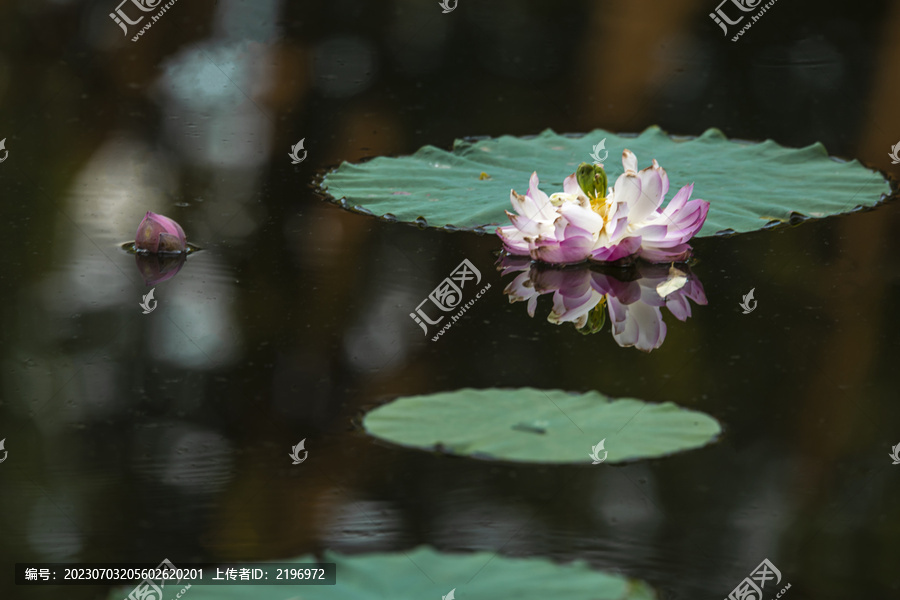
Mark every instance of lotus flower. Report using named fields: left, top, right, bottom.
left=497, top=151, right=710, bottom=264
left=135, top=211, right=187, bottom=254
left=499, top=255, right=707, bottom=352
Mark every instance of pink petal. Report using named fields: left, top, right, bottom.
left=507, top=210, right=547, bottom=238
left=629, top=223, right=669, bottom=243
left=652, top=159, right=669, bottom=198
left=135, top=211, right=187, bottom=254
left=590, top=236, right=642, bottom=262
left=638, top=243, right=694, bottom=263
left=531, top=235, right=593, bottom=264
left=563, top=174, right=582, bottom=196
left=511, top=188, right=554, bottom=224
left=605, top=213, right=629, bottom=241
left=497, top=224, right=532, bottom=255
left=663, top=183, right=694, bottom=215
left=655, top=199, right=710, bottom=246
left=527, top=172, right=550, bottom=207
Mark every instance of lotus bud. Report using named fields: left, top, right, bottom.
left=575, top=163, right=597, bottom=199
left=135, top=211, right=187, bottom=254
left=575, top=162, right=608, bottom=200
left=592, top=163, right=608, bottom=198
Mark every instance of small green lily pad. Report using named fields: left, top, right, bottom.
left=320, top=126, right=892, bottom=235
left=363, top=388, right=721, bottom=464
left=106, top=547, right=657, bottom=599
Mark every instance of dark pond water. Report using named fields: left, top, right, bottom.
left=1, top=1, right=899, bottom=599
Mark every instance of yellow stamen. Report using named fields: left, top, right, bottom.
left=590, top=195, right=610, bottom=220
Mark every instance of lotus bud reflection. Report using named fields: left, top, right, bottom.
left=134, top=252, right=187, bottom=286
left=135, top=211, right=187, bottom=254
left=498, top=254, right=707, bottom=352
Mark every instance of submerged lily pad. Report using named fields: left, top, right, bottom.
left=321, top=127, right=892, bottom=235
left=106, top=547, right=656, bottom=599
left=364, top=388, right=721, bottom=464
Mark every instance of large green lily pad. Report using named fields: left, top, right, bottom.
left=363, top=388, right=721, bottom=464
left=320, top=127, right=892, bottom=235
left=106, top=546, right=656, bottom=599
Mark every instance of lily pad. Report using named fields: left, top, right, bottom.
left=106, top=547, right=657, bottom=599
left=363, top=388, right=721, bottom=464
left=320, top=127, right=892, bottom=235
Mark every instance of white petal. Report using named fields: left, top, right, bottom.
left=629, top=166, right=664, bottom=224
left=613, top=173, right=642, bottom=216
left=558, top=201, right=605, bottom=234
left=656, top=266, right=688, bottom=298
left=622, top=149, right=638, bottom=174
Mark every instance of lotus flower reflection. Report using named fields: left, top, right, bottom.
left=135, top=211, right=187, bottom=254
left=499, top=255, right=707, bottom=352
left=497, top=151, right=709, bottom=264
